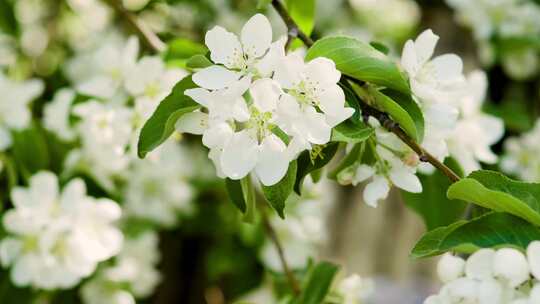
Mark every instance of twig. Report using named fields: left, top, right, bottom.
left=271, top=0, right=314, bottom=48
left=103, top=0, right=166, bottom=53
left=261, top=211, right=301, bottom=295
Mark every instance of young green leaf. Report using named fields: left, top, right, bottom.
left=381, top=89, right=424, bottom=142
left=447, top=170, right=540, bottom=226
left=412, top=212, right=540, bottom=258
left=402, top=159, right=466, bottom=230
left=285, top=0, right=316, bottom=35
left=295, top=143, right=339, bottom=194
left=226, top=178, right=247, bottom=213
left=305, top=36, right=410, bottom=94
left=331, top=120, right=373, bottom=145
left=186, top=54, right=213, bottom=69
left=225, top=177, right=257, bottom=223
left=262, top=161, right=297, bottom=218
left=357, top=85, right=420, bottom=141
left=328, top=143, right=363, bottom=180
left=164, top=38, right=207, bottom=61
left=137, top=76, right=200, bottom=158
left=294, top=261, right=339, bottom=304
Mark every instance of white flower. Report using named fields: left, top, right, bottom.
left=401, top=29, right=465, bottom=105
left=438, top=253, right=465, bottom=283
left=0, top=72, right=44, bottom=150
left=124, top=140, right=194, bottom=227
left=448, top=70, right=504, bottom=174
left=501, top=119, right=540, bottom=182
left=125, top=56, right=187, bottom=120
left=493, top=248, right=529, bottom=288
left=0, top=171, right=123, bottom=289
left=352, top=119, right=421, bottom=207
left=465, top=248, right=495, bottom=280
left=66, top=36, right=139, bottom=99
left=43, top=88, right=77, bottom=141
left=527, top=241, right=540, bottom=280
left=336, top=274, right=374, bottom=304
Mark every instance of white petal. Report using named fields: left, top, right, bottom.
left=241, top=14, right=272, bottom=59
left=202, top=122, right=233, bottom=148
left=437, top=253, right=465, bottom=283
left=389, top=166, right=422, bottom=193
left=493, top=248, right=529, bottom=287
left=274, top=53, right=305, bottom=88
left=318, top=84, right=346, bottom=116
left=0, top=126, right=12, bottom=150
left=527, top=241, right=540, bottom=280
left=250, top=78, right=281, bottom=112
left=30, top=171, right=59, bottom=204
left=220, top=130, right=259, bottom=180
left=208, top=148, right=225, bottom=178
left=184, top=88, right=212, bottom=107
left=325, top=107, right=355, bottom=128
left=363, top=175, right=390, bottom=207
left=256, top=36, right=286, bottom=77
left=414, top=29, right=439, bottom=66
left=255, top=134, right=290, bottom=186
left=352, top=165, right=375, bottom=186
left=465, top=248, right=495, bottom=280
left=175, top=111, right=208, bottom=135
left=0, top=238, right=22, bottom=267
left=192, top=65, right=241, bottom=90
left=477, top=278, right=502, bottom=304
left=431, top=54, right=464, bottom=82
left=205, top=26, right=243, bottom=69
left=401, top=40, right=418, bottom=76
left=304, top=107, right=332, bottom=145
left=305, top=57, right=341, bottom=87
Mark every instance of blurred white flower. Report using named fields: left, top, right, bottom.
left=437, top=253, right=465, bottom=283
left=125, top=56, right=186, bottom=121
left=448, top=70, right=504, bottom=174
left=43, top=88, right=77, bottom=141
left=81, top=231, right=161, bottom=304
left=336, top=273, right=375, bottom=304
left=0, top=72, right=44, bottom=150
left=124, top=140, right=194, bottom=227
left=0, top=171, right=122, bottom=289
left=501, top=119, right=540, bottom=182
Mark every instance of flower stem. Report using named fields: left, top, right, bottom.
left=102, top=0, right=166, bottom=53
left=261, top=210, right=302, bottom=295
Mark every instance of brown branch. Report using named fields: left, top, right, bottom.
left=103, top=0, right=166, bottom=53
left=261, top=211, right=301, bottom=295
left=271, top=0, right=314, bottom=48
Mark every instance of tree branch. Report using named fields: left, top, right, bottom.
left=103, top=0, right=166, bottom=53
left=271, top=0, right=461, bottom=184
left=261, top=211, right=301, bottom=295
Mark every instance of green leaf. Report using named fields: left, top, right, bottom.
left=285, top=0, right=316, bottom=35
left=328, top=143, right=362, bottom=180
left=11, top=124, right=49, bottom=177
left=305, top=36, right=410, bottom=94
left=412, top=212, right=540, bottom=258
left=137, top=76, right=199, bottom=158
left=402, top=165, right=467, bottom=230
left=295, top=143, right=339, bottom=194
left=186, top=54, right=213, bottom=69
left=356, top=85, right=420, bottom=141
left=381, top=89, right=424, bottom=142
left=447, top=170, right=540, bottom=226
left=295, top=261, right=339, bottom=304
left=226, top=178, right=247, bottom=213
left=164, top=38, right=207, bottom=61
left=262, top=161, right=298, bottom=218
left=369, top=41, right=390, bottom=55
left=331, top=120, right=373, bottom=144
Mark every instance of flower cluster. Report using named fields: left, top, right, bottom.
left=175, top=14, right=354, bottom=186
left=81, top=231, right=161, bottom=304
left=501, top=118, right=540, bottom=182
left=446, top=0, right=540, bottom=79
left=426, top=242, right=540, bottom=303
left=0, top=172, right=123, bottom=289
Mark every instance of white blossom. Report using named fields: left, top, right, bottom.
left=501, top=119, right=540, bottom=182
left=43, top=88, right=77, bottom=141
left=0, top=171, right=123, bottom=289
left=336, top=273, right=374, bottom=304
left=0, top=72, right=44, bottom=150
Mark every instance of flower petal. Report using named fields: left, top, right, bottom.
left=363, top=175, right=390, bottom=207
left=414, top=29, right=439, bottom=66
left=241, top=14, right=272, bottom=59
left=250, top=78, right=281, bottom=112
left=205, top=26, right=243, bottom=69
left=352, top=165, right=375, bottom=186
left=184, top=88, right=212, bottom=107
left=318, top=84, right=346, bottom=116
left=220, top=130, right=259, bottom=180
left=437, top=253, right=465, bottom=283
left=175, top=111, right=209, bottom=135
left=527, top=241, right=540, bottom=280
left=255, top=134, right=290, bottom=186
left=192, top=65, right=241, bottom=90
left=431, top=54, right=464, bottom=83
left=389, top=166, right=422, bottom=193
left=305, top=57, right=341, bottom=87
left=274, top=53, right=305, bottom=89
